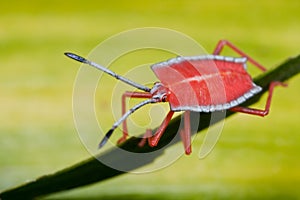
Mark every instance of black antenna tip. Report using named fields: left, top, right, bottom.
left=64, top=52, right=89, bottom=64
left=98, top=129, right=114, bottom=149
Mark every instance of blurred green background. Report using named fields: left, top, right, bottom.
left=1, top=0, right=300, bottom=199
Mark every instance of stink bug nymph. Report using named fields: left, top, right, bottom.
left=65, top=40, right=285, bottom=155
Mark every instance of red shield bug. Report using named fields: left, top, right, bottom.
left=65, top=40, right=286, bottom=155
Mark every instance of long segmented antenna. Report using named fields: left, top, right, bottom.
left=98, top=98, right=157, bottom=148
left=64, top=52, right=151, bottom=92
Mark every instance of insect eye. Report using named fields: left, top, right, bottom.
left=162, top=95, right=167, bottom=102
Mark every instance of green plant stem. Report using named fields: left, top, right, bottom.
left=1, top=55, right=300, bottom=200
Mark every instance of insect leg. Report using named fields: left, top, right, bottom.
left=213, top=40, right=267, bottom=72
left=229, top=81, right=287, bottom=116
left=179, top=111, right=192, bottom=155
left=138, top=129, right=152, bottom=147
left=118, top=91, right=152, bottom=144
left=143, top=110, right=175, bottom=147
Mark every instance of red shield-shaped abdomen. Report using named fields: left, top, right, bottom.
left=151, top=55, right=261, bottom=112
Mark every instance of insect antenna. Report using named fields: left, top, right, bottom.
left=64, top=52, right=151, bottom=92
left=98, top=98, right=157, bottom=148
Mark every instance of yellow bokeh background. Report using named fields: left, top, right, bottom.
left=1, top=1, right=300, bottom=199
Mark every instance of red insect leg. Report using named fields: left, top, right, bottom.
left=230, top=81, right=287, bottom=116
left=138, top=129, right=151, bottom=147
left=213, top=40, right=286, bottom=116
left=213, top=40, right=267, bottom=72
left=139, top=111, right=192, bottom=155
left=179, top=111, right=192, bottom=155
left=149, top=111, right=174, bottom=147
left=118, top=91, right=152, bottom=144
left=138, top=111, right=175, bottom=147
